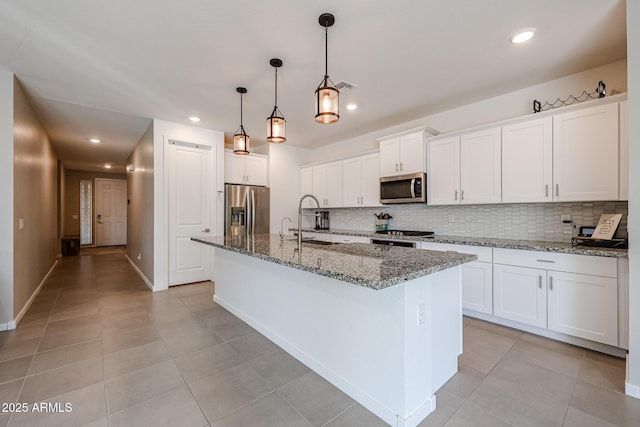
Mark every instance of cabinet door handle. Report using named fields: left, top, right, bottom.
left=536, top=259, right=555, bottom=263
left=538, top=275, right=542, bottom=289
left=395, top=163, right=399, bottom=172
left=461, top=190, right=464, bottom=201
left=549, top=276, right=553, bottom=291
left=555, top=184, right=559, bottom=197
left=400, top=162, right=403, bottom=171
left=545, top=184, right=549, bottom=198
left=454, top=190, right=458, bottom=201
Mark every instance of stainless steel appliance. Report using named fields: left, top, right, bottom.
left=225, top=184, right=270, bottom=236
left=315, top=211, right=330, bottom=230
left=380, top=172, right=426, bottom=204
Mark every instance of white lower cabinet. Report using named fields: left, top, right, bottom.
left=493, top=264, right=547, bottom=328
left=421, top=243, right=493, bottom=315
left=547, top=271, right=618, bottom=346
left=493, top=248, right=618, bottom=346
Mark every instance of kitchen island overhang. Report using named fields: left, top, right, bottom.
left=193, top=234, right=475, bottom=427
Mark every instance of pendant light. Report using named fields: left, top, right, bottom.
left=233, top=87, right=250, bottom=155
left=315, top=13, right=339, bottom=124
left=267, top=58, right=286, bottom=143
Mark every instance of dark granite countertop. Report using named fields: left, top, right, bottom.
left=192, top=234, right=476, bottom=290
left=299, top=228, right=628, bottom=259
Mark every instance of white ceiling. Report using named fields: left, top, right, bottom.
left=0, top=0, right=627, bottom=173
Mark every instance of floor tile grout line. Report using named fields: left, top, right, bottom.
left=274, top=388, right=315, bottom=426
left=320, top=401, right=357, bottom=426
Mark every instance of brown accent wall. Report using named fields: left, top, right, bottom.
left=13, top=78, right=58, bottom=317
left=63, top=169, right=126, bottom=243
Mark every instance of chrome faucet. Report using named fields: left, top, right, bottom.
left=280, top=217, right=291, bottom=240
left=298, top=194, right=320, bottom=246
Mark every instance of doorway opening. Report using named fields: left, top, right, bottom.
left=80, top=179, right=93, bottom=245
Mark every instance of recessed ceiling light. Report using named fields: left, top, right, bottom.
left=90, top=138, right=101, bottom=143
left=346, top=103, right=358, bottom=111
left=511, top=30, right=535, bottom=44
left=189, top=116, right=201, bottom=122
left=104, top=163, right=112, bottom=169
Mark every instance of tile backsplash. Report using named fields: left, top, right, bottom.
left=322, top=202, right=628, bottom=243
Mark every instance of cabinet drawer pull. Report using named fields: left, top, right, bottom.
left=549, top=276, right=553, bottom=291
left=536, top=259, right=555, bottom=263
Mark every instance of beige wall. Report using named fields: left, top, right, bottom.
left=0, top=69, right=14, bottom=327
left=12, top=78, right=58, bottom=319
left=126, top=123, right=154, bottom=283
left=63, top=169, right=126, bottom=243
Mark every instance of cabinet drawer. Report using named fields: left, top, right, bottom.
left=421, top=242, right=492, bottom=263
left=493, top=248, right=617, bottom=278
left=330, top=234, right=370, bottom=243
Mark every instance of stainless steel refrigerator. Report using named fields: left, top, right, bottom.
left=225, top=184, right=270, bottom=236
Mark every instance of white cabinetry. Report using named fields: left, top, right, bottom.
left=312, top=161, right=343, bottom=207
left=224, top=150, right=268, bottom=186
left=501, top=117, right=553, bottom=203
left=619, top=100, right=628, bottom=200
left=421, top=242, right=493, bottom=315
left=552, top=102, right=619, bottom=201
left=493, top=248, right=618, bottom=346
left=300, top=167, right=315, bottom=208
left=343, top=153, right=380, bottom=207
left=427, top=127, right=501, bottom=205
left=378, top=131, right=425, bottom=177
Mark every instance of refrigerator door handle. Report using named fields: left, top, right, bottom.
left=251, top=189, right=256, bottom=234
left=245, top=190, right=251, bottom=235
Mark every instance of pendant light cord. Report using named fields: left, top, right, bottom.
left=274, top=67, right=278, bottom=108
left=324, top=25, right=329, bottom=80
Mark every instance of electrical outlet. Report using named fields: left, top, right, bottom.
left=448, top=214, right=455, bottom=223
left=417, top=303, right=426, bottom=325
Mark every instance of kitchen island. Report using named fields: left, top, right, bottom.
left=192, top=234, right=475, bottom=427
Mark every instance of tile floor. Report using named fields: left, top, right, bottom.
left=0, top=251, right=639, bottom=426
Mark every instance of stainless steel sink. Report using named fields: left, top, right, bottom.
left=300, top=239, right=340, bottom=246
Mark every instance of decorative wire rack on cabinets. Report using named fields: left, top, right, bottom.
left=533, top=81, right=606, bottom=113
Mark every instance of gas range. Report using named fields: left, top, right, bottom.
left=375, top=230, right=435, bottom=237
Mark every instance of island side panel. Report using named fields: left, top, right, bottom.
left=212, top=248, right=463, bottom=427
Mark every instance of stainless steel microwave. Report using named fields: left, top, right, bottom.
left=380, top=172, right=426, bottom=204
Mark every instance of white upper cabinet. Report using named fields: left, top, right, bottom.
left=343, top=153, right=381, bottom=207
left=313, top=161, right=343, bottom=207
left=619, top=100, right=628, bottom=200
left=460, top=127, right=502, bottom=204
left=427, top=136, right=461, bottom=205
left=428, top=127, right=501, bottom=205
left=224, top=150, right=268, bottom=186
left=552, top=102, right=619, bottom=201
left=378, top=130, right=426, bottom=177
left=502, top=117, right=553, bottom=203
left=300, top=166, right=315, bottom=208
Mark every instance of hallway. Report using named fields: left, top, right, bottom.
left=1, top=251, right=640, bottom=426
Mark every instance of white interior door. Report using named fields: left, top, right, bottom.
left=168, top=139, right=214, bottom=286
left=95, top=178, right=127, bottom=246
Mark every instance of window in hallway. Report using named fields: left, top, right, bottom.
left=80, top=179, right=92, bottom=245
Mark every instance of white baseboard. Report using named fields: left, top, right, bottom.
left=626, top=382, right=640, bottom=399
left=9, top=260, right=58, bottom=330
left=125, top=255, right=154, bottom=291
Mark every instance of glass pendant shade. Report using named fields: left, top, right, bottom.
left=314, top=80, right=339, bottom=124
left=266, top=110, right=286, bottom=143
left=267, top=58, right=286, bottom=143
left=315, top=13, right=339, bottom=124
left=233, top=128, right=249, bottom=155
left=233, top=87, right=250, bottom=155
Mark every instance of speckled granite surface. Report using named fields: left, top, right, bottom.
left=300, top=228, right=628, bottom=258
left=192, top=234, right=476, bottom=290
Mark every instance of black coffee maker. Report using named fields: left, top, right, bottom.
left=315, top=211, right=330, bottom=230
